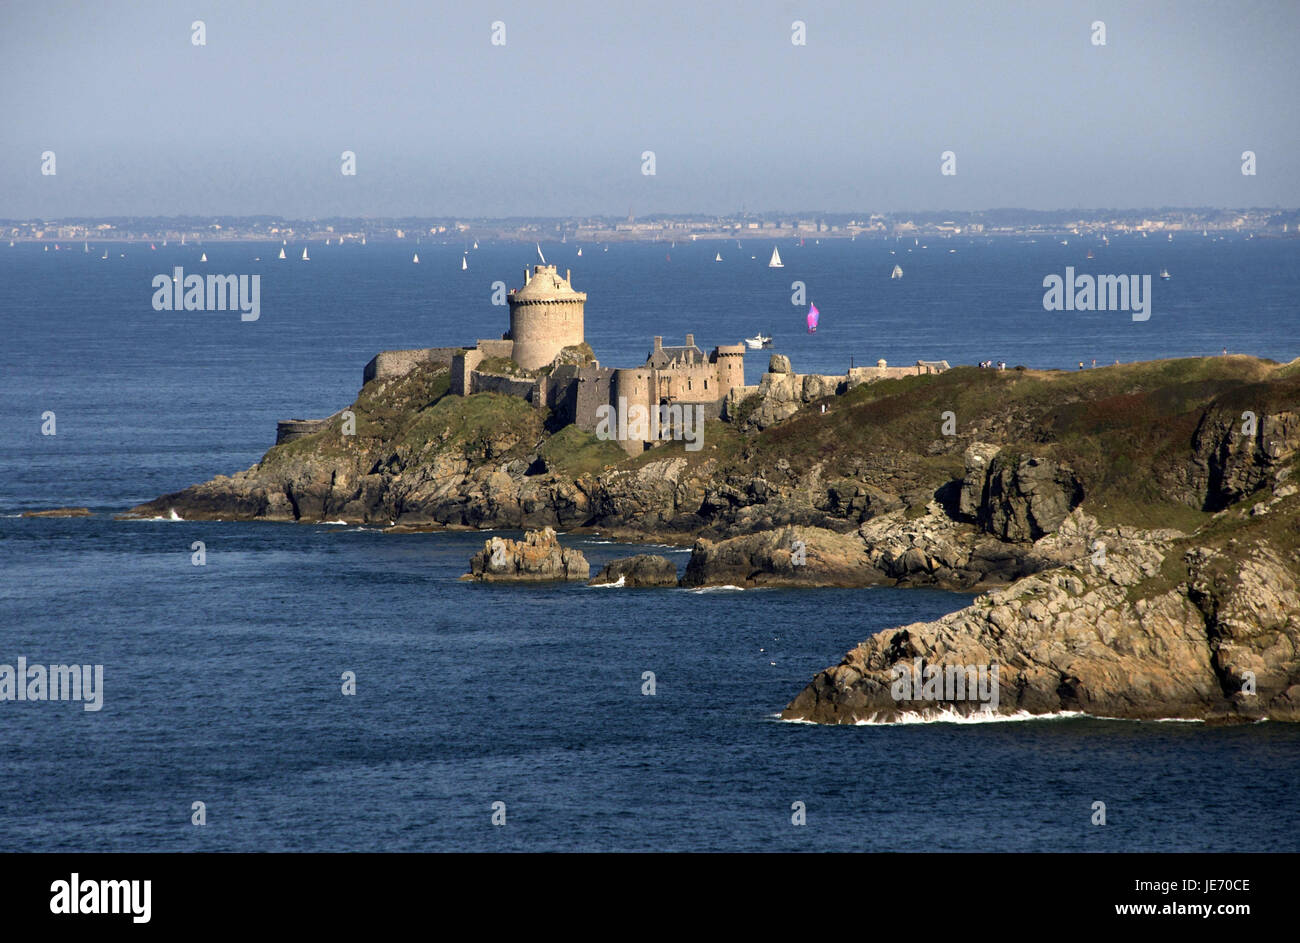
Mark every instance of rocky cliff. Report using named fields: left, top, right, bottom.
left=783, top=490, right=1300, bottom=724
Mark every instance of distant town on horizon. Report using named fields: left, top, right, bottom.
left=5, top=206, right=1299, bottom=245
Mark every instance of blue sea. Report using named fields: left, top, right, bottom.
left=1, top=236, right=1298, bottom=852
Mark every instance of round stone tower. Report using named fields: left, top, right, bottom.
left=507, top=264, right=586, bottom=370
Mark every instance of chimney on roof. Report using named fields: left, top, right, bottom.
left=685, top=333, right=694, bottom=348
left=654, top=336, right=663, bottom=351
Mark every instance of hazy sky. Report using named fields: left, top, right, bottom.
left=2, top=0, right=1296, bottom=217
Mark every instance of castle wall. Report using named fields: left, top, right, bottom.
left=508, top=299, right=585, bottom=370
left=451, top=349, right=485, bottom=396
left=477, top=338, right=515, bottom=359
left=573, top=365, right=616, bottom=432
left=470, top=372, right=539, bottom=401
left=363, top=347, right=462, bottom=385
left=275, top=418, right=330, bottom=444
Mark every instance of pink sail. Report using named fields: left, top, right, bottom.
left=806, top=302, right=819, bottom=333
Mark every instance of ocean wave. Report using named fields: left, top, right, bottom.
left=779, top=708, right=1208, bottom=726
left=588, top=575, right=626, bottom=588
left=320, top=520, right=349, bottom=525
left=686, top=584, right=745, bottom=593
left=137, top=509, right=185, bottom=522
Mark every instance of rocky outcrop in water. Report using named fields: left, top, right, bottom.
left=588, top=554, right=679, bottom=587
left=21, top=507, right=92, bottom=518
left=681, top=525, right=874, bottom=588
left=463, top=527, right=590, bottom=582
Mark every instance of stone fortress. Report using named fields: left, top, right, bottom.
left=277, top=262, right=948, bottom=453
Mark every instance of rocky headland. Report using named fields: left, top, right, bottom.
left=124, top=352, right=1300, bottom=722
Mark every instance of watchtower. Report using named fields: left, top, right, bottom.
left=507, top=264, right=586, bottom=370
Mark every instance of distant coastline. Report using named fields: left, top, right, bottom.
left=4, top=207, right=1298, bottom=246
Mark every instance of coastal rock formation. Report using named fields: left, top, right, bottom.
left=21, top=507, right=92, bottom=518
left=679, top=505, right=1103, bottom=590
left=463, top=527, right=590, bottom=582
left=121, top=350, right=1300, bottom=721
left=1189, top=406, right=1300, bottom=510
left=588, top=554, right=679, bottom=587
left=980, top=454, right=1084, bottom=541
left=681, top=525, right=875, bottom=588
left=783, top=499, right=1300, bottom=724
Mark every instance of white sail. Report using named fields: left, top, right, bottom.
left=536, top=242, right=546, bottom=264
left=413, top=253, right=420, bottom=263
left=200, top=252, right=207, bottom=262
left=473, top=240, right=479, bottom=249
left=101, top=249, right=108, bottom=259
left=577, top=247, right=582, bottom=256
left=891, top=264, right=904, bottom=279
left=84, top=242, right=88, bottom=252
left=768, top=247, right=783, bottom=268
left=461, top=255, right=467, bottom=270
left=715, top=252, right=722, bottom=262
left=301, top=247, right=309, bottom=261
left=278, top=248, right=286, bottom=259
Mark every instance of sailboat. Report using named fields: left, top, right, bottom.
left=891, top=264, right=904, bottom=279
left=768, top=247, right=783, bottom=268
left=577, top=247, right=582, bottom=256
left=83, top=242, right=88, bottom=253
left=806, top=303, right=819, bottom=334
left=8, top=240, right=13, bottom=247
left=461, top=255, right=468, bottom=271
left=413, top=253, right=420, bottom=264
left=536, top=243, right=546, bottom=264
left=301, top=247, right=309, bottom=261
left=278, top=247, right=286, bottom=260
left=1159, top=268, right=1171, bottom=280
left=715, top=252, right=722, bottom=262
left=361, top=235, right=367, bottom=245
left=180, top=235, right=186, bottom=246
left=101, top=249, right=108, bottom=260
left=200, top=252, right=207, bottom=262
left=473, top=239, right=479, bottom=250
left=1086, top=249, right=1095, bottom=259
